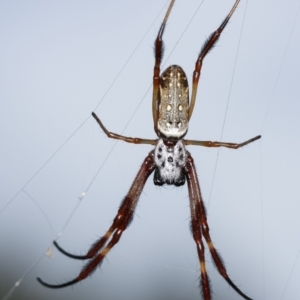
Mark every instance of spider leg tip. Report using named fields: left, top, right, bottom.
left=36, top=277, right=46, bottom=286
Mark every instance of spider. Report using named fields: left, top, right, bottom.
left=37, top=0, right=260, bottom=299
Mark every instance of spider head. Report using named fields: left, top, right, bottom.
left=158, top=65, right=189, bottom=139
left=153, top=139, right=186, bottom=186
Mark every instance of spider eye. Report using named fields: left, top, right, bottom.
left=167, top=104, right=172, bottom=111
left=178, top=104, right=183, bottom=111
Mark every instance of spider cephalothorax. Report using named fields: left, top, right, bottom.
left=38, top=0, right=260, bottom=299
left=153, top=138, right=187, bottom=186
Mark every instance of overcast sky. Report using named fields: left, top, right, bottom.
left=1, top=0, right=300, bottom=299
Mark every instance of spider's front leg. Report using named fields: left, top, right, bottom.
left=37, top=152, right=156, bottom=288
left=184, top=153, right=253, bottom=300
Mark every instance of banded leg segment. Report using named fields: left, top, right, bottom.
left=190, top=196, right=212, bottom=299
left=92, top=112, right=156, bottom=145
left=152, top=0, right=175, bottom=134
left=189, top=0, right=241, bottom=120
left=184, top=135, right=261, bottom=148
left=184, top=153, right=253, bottom=300
left=185, top=154, right=211, bottom=299
left=37, top=152, right=156, bottom=288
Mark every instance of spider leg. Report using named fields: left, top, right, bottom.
left=184, top=153, right=253, bottom=300
left=152, top=0, right=175, bottom=134
left=92, top=112, right=156, bottom=145
left=53, top=226, right=117, bottom=260
left=184, top=135, right=261, bottom=148
left=188, top=191, right=212, bottom=298
left=37, top=152, right=156, bottom=288
left=189, top=0, right=241, bottom=120
left=53, top=184, right=149, bottom=261
left=53, top=241, right=88, bottom=259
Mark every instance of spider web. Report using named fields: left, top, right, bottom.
left=1, top=0, right=300, bottom=300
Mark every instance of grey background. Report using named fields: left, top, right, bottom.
left=1, top=0, right=300, bottom=299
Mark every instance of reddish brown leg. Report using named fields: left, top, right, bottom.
left=37, top=152, right=156, bottom=288
left=92, top=112, right=156, bottom=145
left=189, top=0, right=241, bottom=120
left=184, top=154, right=211, bottom=299
left=152, top=0, right=175, bottom=134
left=189, top=195, right=212, bottom=299
left=184, top=153, right=253, bottom=300
left=184, top=135, right=261, bottom=149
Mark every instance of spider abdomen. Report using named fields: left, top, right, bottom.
left=158, top=65, right=189, bottom=139
left=153, top=139, right=186, bottom=186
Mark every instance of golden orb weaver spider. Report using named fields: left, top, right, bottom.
left=37, top=0, right=260, bottom=299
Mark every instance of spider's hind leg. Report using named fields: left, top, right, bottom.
left=189, top=0, right=241, bottom=121
left=151, top=0, right=175, bottom=134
